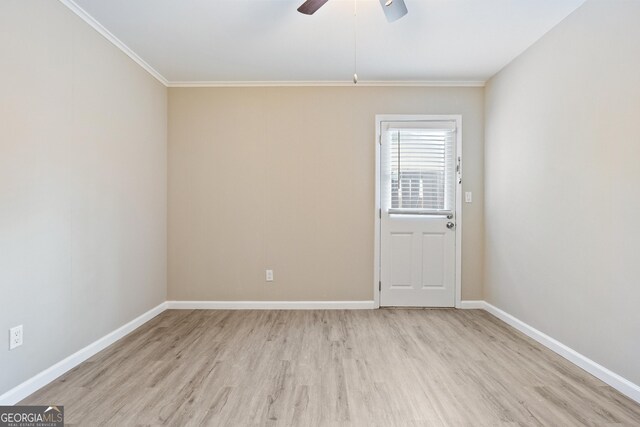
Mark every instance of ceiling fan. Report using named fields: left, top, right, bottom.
left=297, top=0, right=408, bottom=23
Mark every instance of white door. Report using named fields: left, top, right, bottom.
left=379, top=118, right=460, bottom=307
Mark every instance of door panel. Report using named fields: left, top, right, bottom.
left=380, top=215, right=455, bottom=306
left=390, top=233, right=413, bottom=288
left=421, top=233, right=445, bottom=288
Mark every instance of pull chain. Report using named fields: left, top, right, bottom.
left=353, top=0, right=358, bottom=84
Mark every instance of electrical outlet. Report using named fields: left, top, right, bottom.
left=266, top=269, right=274, bottom=282
left=9, top=325, right=23, bottom=350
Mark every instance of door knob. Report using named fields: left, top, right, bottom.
left=446, top=222, right=455, bottom=230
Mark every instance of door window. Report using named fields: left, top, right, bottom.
left=382, top=121, right=456, bottom=215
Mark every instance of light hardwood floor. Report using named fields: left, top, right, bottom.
left=22, top=309, right=640, bottom=426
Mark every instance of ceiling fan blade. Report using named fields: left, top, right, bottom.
left=297, top=0, right=330, bottom=15
left=379, top=0, right=408, bottom=23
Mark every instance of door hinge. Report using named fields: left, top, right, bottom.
left=379, top=208, right=382, bottom=219
left=379, top=281, right=381, bottom=291
left=378, top=135, right=382, bottom=145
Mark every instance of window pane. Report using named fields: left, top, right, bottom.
left=388, top=128, right=454, bottom=212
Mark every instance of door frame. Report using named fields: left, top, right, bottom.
left=374, top=114, right=463, bottom=308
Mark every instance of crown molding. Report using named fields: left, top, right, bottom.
left=58, top=0, right=169, bottom=86
left=57, top=0, right=486, bottom=89
left=167, top=80, right=486, bottom=88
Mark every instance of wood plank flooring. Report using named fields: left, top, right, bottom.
left=21, top=309, right=640, bottom=426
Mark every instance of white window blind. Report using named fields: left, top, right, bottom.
left=383, top=121, right=456, bottom=215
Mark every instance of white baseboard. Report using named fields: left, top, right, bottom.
left=4, top=299, right=638, bottom=407
left=458, top=300, right=486, bottom=309
left=0, top=302, right=167, bottom=405
left=166, top=300, right=376, bottom=310
left=482, top=301, right=640, bottom=404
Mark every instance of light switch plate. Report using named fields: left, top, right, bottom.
left=465, top=192, right=473, bottom=203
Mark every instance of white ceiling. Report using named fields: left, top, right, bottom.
left=71, top=0, right=585, bottom=84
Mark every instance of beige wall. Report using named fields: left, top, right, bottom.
left=0, top=1, right=167, bottom=394
left=485, top=0, right=640, bottom=384
left=168, top=86, right=484, bottom=301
